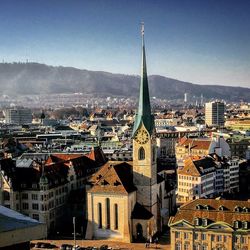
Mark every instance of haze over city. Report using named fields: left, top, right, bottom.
left=0, top=0, right=250, bottom=87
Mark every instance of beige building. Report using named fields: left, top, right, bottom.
left=85, top=27, right=172, bottom=242
left=169, top=198, right=250, bottom=250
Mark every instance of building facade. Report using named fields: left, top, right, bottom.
left=205, top=101, right=225, bottom=127
left=177, top=155, right=239, bottom=203
left=4, top=108, right=32, bottom=125
left=169, top=199, right=250, bottom=250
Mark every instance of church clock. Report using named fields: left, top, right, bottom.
left=134, top=128, right=149, bottom=144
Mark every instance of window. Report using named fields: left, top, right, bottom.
left=175, top=232, right=180, bottom=238
left=201, top=233, right=206, bottom=241
left=3, top=191, right=10, bottom=200
left=114, top=204, right=118, bottom=230
left=234, top=221, right=239, bottom=229
left=32, top=214, right=39, bottom=221
left=184, top=243, right=189, bottom=250
left=138, top=147, right=145, bottom=160
left=194, top=232, right=198, bottom=240
left=241, top=237, right=246, bottom=244
left=194, top=218, right=200, bottom=226
left=22, top=193, right=28, bottom=199
left=184, top=232, right=188, bottom=239
left=217, top=235, right=222, bottom=242
left=32, top=194, right=38, bottom=200
left=22, top=203, right=29, bottom=210
left=32, top=203, right=39, bottom=210
left=106, top=198, right=110, bottom=229
left=201, top=245, right=207, bottom=250
left=243, top=221, right=248, bottom=229
left=98, top=203, right=102, bottom=228
left=202, top=218, right=208, bottom=226
left=175, top=242, right=181, bottom=250
left=194, top=245, right=199, bottom=250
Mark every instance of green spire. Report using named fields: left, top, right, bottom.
left=133, top=23, right=154, bottom=137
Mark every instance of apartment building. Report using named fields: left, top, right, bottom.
left=205, top=101, right=225, bottom=127
left=0, top=149, right=106, bottom=233
left=177, top=155, right=239, bottom=203
left=4, top=108, right=32, bottom=125
left=169, top=199, right=250, bottom=250
left=175, top=137, right=231, bottom=166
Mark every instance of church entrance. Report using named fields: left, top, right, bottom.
left=136, top=223, right=143, bottom=241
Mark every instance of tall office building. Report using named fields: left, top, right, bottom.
left=4, top=108, right=32, bottom=125
left=205, top=101, right=225, bottom=127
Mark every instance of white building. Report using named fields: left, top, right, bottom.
left=177, top=155, right=239, bottom=203
left=4, top=108, right=32, bottom=125
left=205, top=101, right=225, bottom=127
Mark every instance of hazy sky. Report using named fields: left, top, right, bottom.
left=0, top=0, right=250, bottom=87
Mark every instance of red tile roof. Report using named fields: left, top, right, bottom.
left=169, top=199, right=250, bottom=228
left=89, top=161, right=136, bottom=194
left=178, top=138, right=212, bottom=150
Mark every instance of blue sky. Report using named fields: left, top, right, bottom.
left=0, top=0, right=250, bottom=87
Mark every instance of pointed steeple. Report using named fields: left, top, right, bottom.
left=133, top=23, right=154, bottom=136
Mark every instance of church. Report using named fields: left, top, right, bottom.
left=85, top=26, right=170, bottom=242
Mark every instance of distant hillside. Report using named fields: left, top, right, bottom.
left=0, top=62, right=249, bottom=101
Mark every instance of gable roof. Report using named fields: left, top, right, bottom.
left=178, top=156, right=216, bottom=176
left=178, top=138, right=212, bottom=151
left=88, top=161, right=136, bottom=194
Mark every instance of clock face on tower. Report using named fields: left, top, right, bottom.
left=134, top=128, right=149, bottom=144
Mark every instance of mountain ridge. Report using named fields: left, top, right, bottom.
left=0, top=62, right=249, bottom=101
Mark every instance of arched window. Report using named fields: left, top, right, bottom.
left=138, top=147, right=145, bottom=160
left=106, top=198, right=110, bottom=229
left=98, top=203, right=102, bottom=228
left=114, top=203, right=118, bottom=230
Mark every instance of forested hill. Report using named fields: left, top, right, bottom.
left=0, top=62, right=249, bottom=101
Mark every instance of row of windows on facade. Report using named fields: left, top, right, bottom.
left=175, top=232, right=248, bottom=243
left=179, top=175, right=199, bottom=181
left=3, top=186, right=69, bottom=201
left=193, top=218, right=249, bottom=229
left=98, top=199, right=119, bottom=230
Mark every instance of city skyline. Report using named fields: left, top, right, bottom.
left=0, top=0, right=250, bottom=87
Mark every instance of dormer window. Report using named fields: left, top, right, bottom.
left=114, top=180, right=121, bottom=186
left=194, top=218, right=200, bottom=226
left=202, top=218, right=208, bottom=226
left=219, top=205, right=224, bottom=211
left=234, top=221, right=239, bottom=229
left=243, top=207, right=248, bottom=213
left=204, top=205, right=209, bottom=210
left=243, top=221, right=248, bottom=230
left=234, top=206, right=241, bottom=212
left=196, top=205, right=202, bottom=210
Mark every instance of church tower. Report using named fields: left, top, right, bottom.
left=132, top=24, right=157, bottom=212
